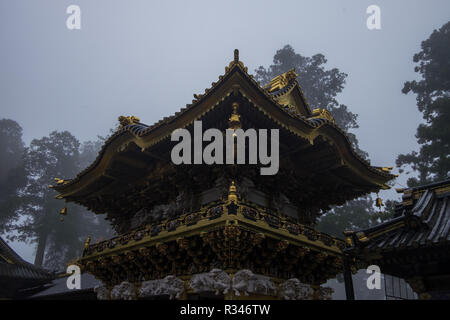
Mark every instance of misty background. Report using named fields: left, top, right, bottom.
left=1, top=0, right=449, bottom=263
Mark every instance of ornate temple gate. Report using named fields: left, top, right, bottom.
left=52, top=50, right=394, bottom=300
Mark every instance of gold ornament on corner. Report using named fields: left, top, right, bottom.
left=310, top=108, right=335, bottom=123
left=118, top=115, right=140, bottom=128
left=264, top=68, right=298, bottom=93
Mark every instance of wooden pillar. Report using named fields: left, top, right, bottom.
left=310, top=284, right=320, bottom=300
left=343, top=256, right=355, bottom=300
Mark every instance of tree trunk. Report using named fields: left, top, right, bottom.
left=34, top=232, right=47, bottom=267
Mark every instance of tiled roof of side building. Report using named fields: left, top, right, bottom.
left=0, top=236, right=54, bottom=281
left=346, top=178, right=450, bottom=251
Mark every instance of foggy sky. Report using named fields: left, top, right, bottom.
left=1, top=0, right=449, bottom=262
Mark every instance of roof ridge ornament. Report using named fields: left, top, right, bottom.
left=234, top=49, right=239, bottom=63
left=309, top=108, right=336, bottom=124
left=373, top=166, right=398, bottom=177
left=264, top=68, right=298, bottom=93
left=225, top=49, right=248, bottom=73
left=118, top=115, right=140, bottom=128
left=50, top=177, right=70, bottom=188
left=84, top=236, right=91, bottom=250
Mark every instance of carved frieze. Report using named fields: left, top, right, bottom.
left=94, top=285, right=110, bottom=300
left=279, top=279, right=314, bottom=300
left=110, top=281, right=137, bottom=300
left=232, top=269, right=277, bottom=296
left=139, top=275, right=184, bottom=299
left=189, top=269, right=231, bottom=295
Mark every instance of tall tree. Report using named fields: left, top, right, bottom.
left=255, top=45, right=367, bottom=159
left=0, top=119, right=27, bottom=231
left=41, top=138, right=114, bottom=270
left=2, top=126, right=114, bottom=270
left=254, top=45, right=376, bottom=237
left=397, top=21, right=450, bottom=187
left=8, top=131, right=82, bottom=267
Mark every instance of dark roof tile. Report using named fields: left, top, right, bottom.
left=350, top=178, right=450, bottom=251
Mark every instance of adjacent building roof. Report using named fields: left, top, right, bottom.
left=345, top=178, right=450, bottom=297
left=29, top=273, right=100, bottom=300
left=346, top=178, right=450, bottom=251
left=0, top=236, right=55, bottom=298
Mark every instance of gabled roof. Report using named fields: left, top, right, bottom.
left=0, top=235, right=23, bottom=265
left=0, top=237, right=53, bottom=280
left=51, top=50, right=395, bottom=202
left=29, top=273, right=101, bottom=299
left=0, top=236, right=54, bottom=298
left=346, top=178, right=450, bottom=251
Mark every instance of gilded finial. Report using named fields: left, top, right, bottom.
left=84, top=236, right=91, bottom=249
left=228, top=180, right=237, bottom=203
left=225, top=49, right=247, bottom=73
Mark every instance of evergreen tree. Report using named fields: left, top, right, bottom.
left=255, top=45, right=367, bottom=159
left=4, top=131, right=114, bottom=270
left=7, top=131, right=82, bottom=267
left=0, top=119, right=27, bottom=231
left=254, top=45, right=377, bottom=237
left=397, top=21, right=450, bottom=187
